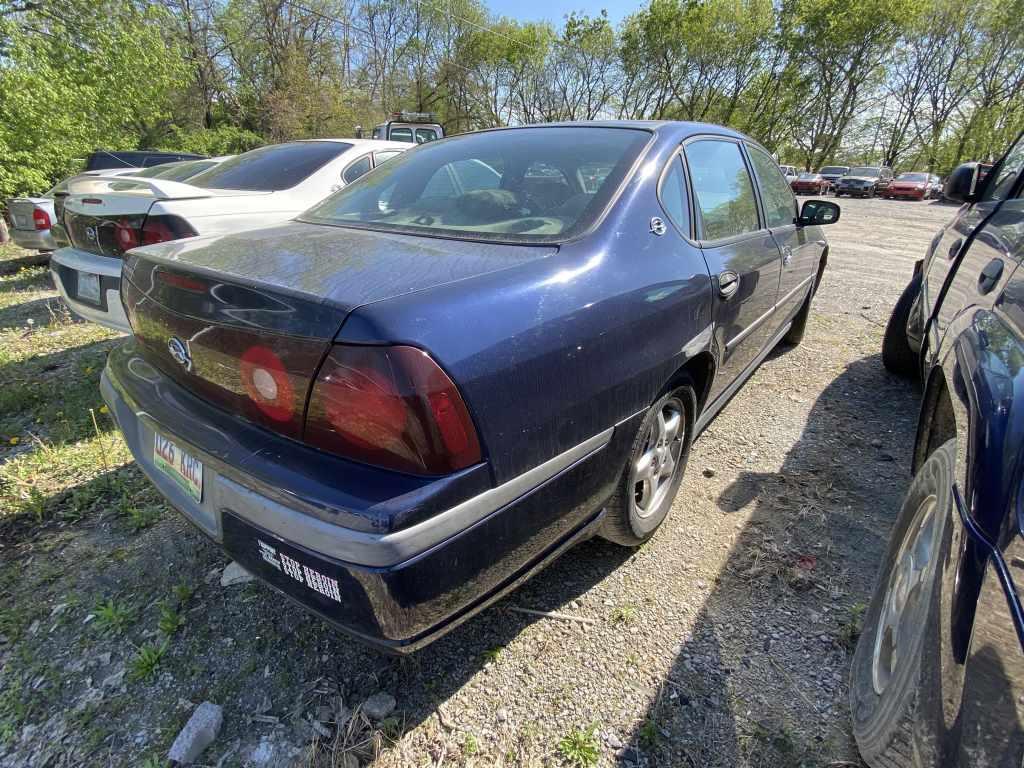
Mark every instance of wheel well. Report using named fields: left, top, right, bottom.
left=668, top=352, right=715, bottom=414
left=913, top=368, right=956, bottom=474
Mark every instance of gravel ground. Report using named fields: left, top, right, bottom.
left=0, top=196, right=956, bottom=767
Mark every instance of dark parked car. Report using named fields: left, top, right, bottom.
left=83, top=149, right=205, bottom=172
left=791, top=171, right=830, bottom=195
left=856, top=131, right=1024, bottom=766
left=834, top=165, right=895, bottom=197
left=101, top=122, right=839, bottom=652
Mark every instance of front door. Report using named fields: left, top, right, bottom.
left=683, top=137, right=781, bottom=401
left=745, top=144, right=821, bottom=324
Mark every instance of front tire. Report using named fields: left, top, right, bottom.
left=599, top=385, right=695, bottom=546
left=882, top=274, right=922, bottom=378
left=850, top=440, right=955, bottom=767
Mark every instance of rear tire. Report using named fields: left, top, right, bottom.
left=850, top=440, right=954, bottom=767
left=882, top=274, right=922, bottom=378
left=599, top=384, right=695, bottom=546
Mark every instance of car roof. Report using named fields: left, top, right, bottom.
left=294, top=138, right=409, bottom=149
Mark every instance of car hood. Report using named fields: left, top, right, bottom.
left=125, top=220, right=558, bottom=315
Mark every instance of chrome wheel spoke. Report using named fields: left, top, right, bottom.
left=635, top=450, right=656, bottom=481
left=663, top=411, right=681, bottom=443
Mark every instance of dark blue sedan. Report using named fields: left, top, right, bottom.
left=101, top=122, right=839, bottom=651
left=856, top=132, right=1024, bottom=765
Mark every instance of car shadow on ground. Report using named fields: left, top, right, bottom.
left=614, top=352, right=919, bottom=766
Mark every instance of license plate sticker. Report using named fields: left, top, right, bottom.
left=153, top=432, right=203, bottom=502
left=77, top=272, right=101, bottom=305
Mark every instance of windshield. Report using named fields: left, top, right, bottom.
left=187, top=142, right=351, bottom=191
left=896, top=172, right=928, bottom=182
left=849, top=166, right=881, bottom=177
left=819, top=166, right=848, bottom=175
left=798, top=172, right=818, bottom=179
left=300, top=126, right=651, bottom=244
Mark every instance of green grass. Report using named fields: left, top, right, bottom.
left=0, top=244, right=132, bottom=529
left=609, top=603, right=637, bottom=626
left=93, top=598, right=135, bottom=635
left=557, top=725, right=601, bottom=767
left=129, top=640, right=169, bottom=682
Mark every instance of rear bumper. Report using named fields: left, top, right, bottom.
left=10, top=227, right=56, bottom=251
left=50, top=247, right=130, bottom=333
left=883, top=189, right=927, bottom=199
left=102, top=342, right=631, bottom=651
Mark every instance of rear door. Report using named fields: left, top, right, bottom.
left=745, top=145, right=820, bottom=323
left=683, top=137, right=782, bottom=400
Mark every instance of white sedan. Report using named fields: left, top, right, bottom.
left=51, top=139, right=408, bottom=332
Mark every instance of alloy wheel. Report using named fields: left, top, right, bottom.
left=871, top=494, right=940, bottom=695
left=632, top=398, right=684, bottom=518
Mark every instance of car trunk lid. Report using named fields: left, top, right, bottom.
left=8, top=198, right=50, bottom=231
left=121, top=220, right=556, bottom=439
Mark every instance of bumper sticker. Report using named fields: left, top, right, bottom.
left=257, top=539, right=341, bottom=603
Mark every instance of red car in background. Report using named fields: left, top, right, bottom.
left=882, top=171, right=932, bottom=200
left=791, top=171, right=830, bottom=195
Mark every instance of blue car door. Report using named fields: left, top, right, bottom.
left=682, top=137, right=781, bottom=402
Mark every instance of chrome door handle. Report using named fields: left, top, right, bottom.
left=719, top=271, right=740, bottom=299
left=978, top=258, right=1004, bottom=295
left=948, top=238, right=963, bottom=260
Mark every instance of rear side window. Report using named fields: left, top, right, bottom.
left=415, top=128, right=438, bottom=143
left=684, top=139, right=760, bottom=241
left=389, top=127, right=413, bottom=143
left=659, top=156, right=689, bottom=234
left=188, top=142, right=351, bottom=191
left=374, top=150, right=403, bottom=165
left=747, top=146, right=796, bottom=229
left=342, top=155, right=372, bottom=184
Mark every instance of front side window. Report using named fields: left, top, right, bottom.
left=747, top=146, right=797, bottom=229
left=188, top=142, right=350, bottom=191
left=684, top=139, right=760, bottom=241
left=342, top=155, right=372, bottom=184
left=301, top=126, right=651, bottom=243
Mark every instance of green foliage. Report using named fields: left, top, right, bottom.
left=557, top=724, right=600, bottom=767
left=129, top=639, right=169, bottom=681
left=0, top=1, right=190, bottom=198
left=92, top=598, right=134, bottom=635
left=162, top=125, right=265, bottom=157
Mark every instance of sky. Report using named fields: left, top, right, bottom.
left=485, top=0, right=638, bottom=27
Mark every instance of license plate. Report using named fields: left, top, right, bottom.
left=77, top=272, right=101, bottom=305
left=153, top=432, right=203, bottom=502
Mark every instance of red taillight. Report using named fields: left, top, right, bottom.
left=240, top=346, right=295, bottom=423
left=32, top=208, right=50, bottom=230
left=114, top=217, right=140, bottom=250
left=141, top=215, right=197, bottom=245
left=305, top=345, right=481, bottom=475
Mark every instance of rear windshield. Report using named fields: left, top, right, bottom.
left=300, top=127, right=650, bottom=244
left=187, top=142, right=351, bottom=191
left=134, top=159, right=218, bottom=181
left=896, top=172, right=929, bottom=182
left=849, top=166, right=881, bottom=177
left=819, top=166, right=848, bottom=174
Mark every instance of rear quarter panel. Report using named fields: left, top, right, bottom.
left=338, top=137, right=715, bottom=485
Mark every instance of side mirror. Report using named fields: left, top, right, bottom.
left=796, top=199, right=840, bottom=226
left=944, top=163, right=981, bottom=203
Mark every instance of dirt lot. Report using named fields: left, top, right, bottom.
left=0, top=196, right=955, bottom=768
